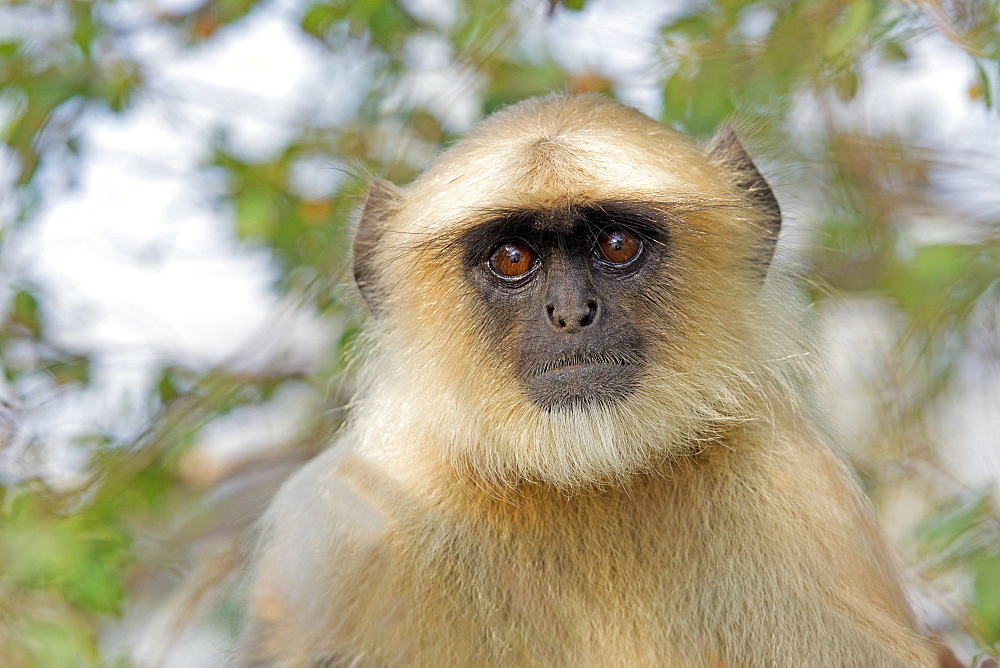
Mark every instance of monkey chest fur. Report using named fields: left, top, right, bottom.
left=329, top=477, right=694, bottom=665
left=292, top=451, right=926, bottom=667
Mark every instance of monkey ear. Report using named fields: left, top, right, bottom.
left=353, top=179, right=399, bottom=315
left=707, top=125, right=781, bottom=273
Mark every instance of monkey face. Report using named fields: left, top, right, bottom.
left=457, top=202, right=674, bottom=411
left=351, top=94, right=784, bottom=487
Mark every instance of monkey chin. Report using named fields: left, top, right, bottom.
left=525, top=362, right=640, bottom=411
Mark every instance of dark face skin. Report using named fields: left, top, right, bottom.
left=456, top=202, right=671, bottom=411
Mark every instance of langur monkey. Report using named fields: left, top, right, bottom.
left=239, top=94, right=940, bottom=666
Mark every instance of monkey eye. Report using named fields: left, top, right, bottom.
left=596, top=229, right=641, bottom=265
left=488, top=240, right=537, bottom=279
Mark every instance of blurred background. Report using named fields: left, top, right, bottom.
left=1, top=0, right=998, bottom=664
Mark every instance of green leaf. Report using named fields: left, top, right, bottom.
left=832, top=67, right=860, bottom=102
left=685, top=58, right=735, bottom=136
left=2, top=489, right=133, bottom=615
left=915, top=487, right=991, bottom=557
left=973, top=59, right=994, bottom=108
left=825, top=0, right=873, bottom=60
left=661, top=70, right=692, bottom=127
left=973, top=552, right=1000, bottom=641
left=886, top=243, right=993, bottom=321
left=48, top=357, right=91, bottom=386
left=0, top=41, right=20, bottom=59
left=301, top=2, right=350, bottom=39
left=158, top=372, right=179, bottom=404
left=22, top=619, right=99, bottom=666
left=368, top=1, right=414, bottom=52
left=882, top=39, right=908, bottom=63
left=100, top=62, right=141, bottom=113
left=214, top=0, right=265, bottom=25
left=483, top=61, right=568, bottom=112
left=70, top=0, right=98, bottom=57
left=63, top=545, right=127, bottom=614
left=12, top=289, right=42, bottom=337
left=234, top=186, right=281, bottom=242
left=662, top=12, right=711, bottom=39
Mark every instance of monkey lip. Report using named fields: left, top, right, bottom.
left=525, top=360, right=641, bottom=410
left=529, top=353, right=641, bottom=378
left=532, top=361, right=633, bottom=378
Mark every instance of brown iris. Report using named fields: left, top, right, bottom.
left=489, top=240, right=536, bottom=278
left=597, top=230, right=641, bottom=264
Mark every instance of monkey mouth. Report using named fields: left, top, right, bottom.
left=525, top=354, right=642, bottom=411
left=529, top=353, right=641, bottom=378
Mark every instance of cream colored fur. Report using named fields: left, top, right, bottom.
left=239, top=95, right=937, bottom=666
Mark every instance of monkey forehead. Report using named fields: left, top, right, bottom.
left=395, top=95, right=732, bottom=231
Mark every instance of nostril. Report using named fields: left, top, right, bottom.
left=547, top=304, right=567, bottom=328
left=547, top=302, right=595, bottom=330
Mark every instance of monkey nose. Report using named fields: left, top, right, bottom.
left=546, top=300, right=598, bottom=331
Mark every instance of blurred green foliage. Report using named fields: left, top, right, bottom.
left=1, top=0, right=999, bottom=663
left=918, top=488, right=1000, bottom=645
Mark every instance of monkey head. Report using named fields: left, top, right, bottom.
left=351, top=94, right=783, bottom=489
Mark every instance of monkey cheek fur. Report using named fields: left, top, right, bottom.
left=524, top=363, right=641, bottom=411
